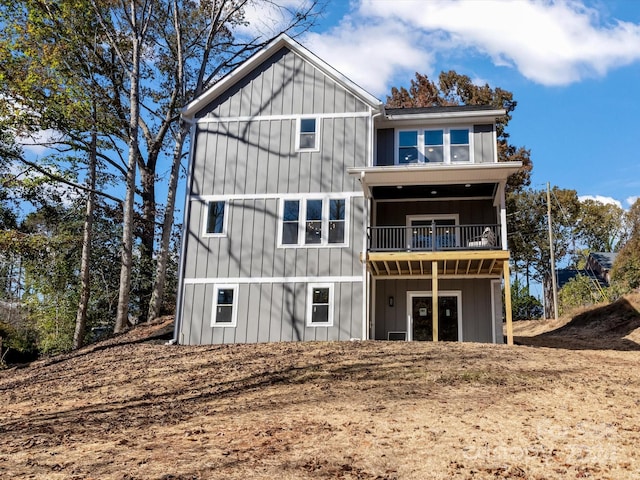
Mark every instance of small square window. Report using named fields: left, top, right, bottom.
left=298, top=118, right=318, bottom=150
left=307, top=283, right=333, bottom=326
left=205, top=201, right=226, bottom=236
left=212, top=285, right=238, bottom=327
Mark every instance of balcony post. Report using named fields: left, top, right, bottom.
left=431, top=220, right=436, bottom=251
left=432, top=260, right=438, bottom=342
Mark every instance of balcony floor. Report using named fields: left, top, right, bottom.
left=363, top=250, right=509, bottom=278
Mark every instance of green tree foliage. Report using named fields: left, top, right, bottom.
left=558, top=274, right=605, bottom=315
left=611, top=198, right=640, bottom=292
left=511, top=278, right=543, bottom=320
left=386, top=71, right=532, bottom=190
left=576, top=199, right=624, bottom=253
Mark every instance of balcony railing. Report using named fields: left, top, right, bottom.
left=368, top=224, right=502, bottom=252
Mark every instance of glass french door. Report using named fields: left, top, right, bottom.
left=409, top=293, right=460, bottom=341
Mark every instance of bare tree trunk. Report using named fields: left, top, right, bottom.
left=73, top=126, right=97, bottom=349
left=115, top=0, right=146, bottom=333
left=148, top=124, right=187, bottom=321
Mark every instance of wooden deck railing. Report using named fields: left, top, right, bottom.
left=368, top=224, right=502, bottom=252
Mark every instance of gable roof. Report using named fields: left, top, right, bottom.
left=182, top=34, right=382, bottom=119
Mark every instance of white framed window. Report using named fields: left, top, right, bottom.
left=279, top=196, right=348, bottom=248
left=211, top=284, right=238, bottom=327
left=296, top=117, right=319, bottom=151
left=307, top=283, right=334, bottom=327
left=396, top=127, right=472, bottom=164
left=203, top=200, right=228, bottom=237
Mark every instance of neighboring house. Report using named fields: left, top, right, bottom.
left=174, top=34, right=522, bottom=346
left=557, top=251, right=617, bottom=289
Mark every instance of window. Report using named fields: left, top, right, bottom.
left=329, top=199, right=345, bottom=244
left=280, top=197, right=348, bottom=247
left=282, top=200, right=300, bottom=244
left=305, top=199, right=323, bottom=244
left=450, top=129, right=470, bottom=162
left=424, top=130, right=444, bottom=163
left=204, top=200, right=227, bottom=236
left=307, top=283, right=333, bottom=326
left=397, top=128, right=472, bottom=164
left=398, top=131, right=418, bottom=164
left=297, top=118, right=318, bottom=151
left=211, top=284, right=238, bottom=327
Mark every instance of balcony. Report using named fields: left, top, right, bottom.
left=368, top=224, right=502, bottom=252
left=363, top=223, right=508, bottom=278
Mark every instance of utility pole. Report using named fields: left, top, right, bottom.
left=547, top=182, right=559, bottom=320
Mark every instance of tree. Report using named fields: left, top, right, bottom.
left=2, top=0, right=325, bottom=344
left=611, top=198, right=640, bottom=293
left=507, top=187, right=580, bottom=318
left=386, top=71, right=532, bottom=190
left=511, top=278, right=543, bottom=320
left=575, top=199, right=624, bottom=253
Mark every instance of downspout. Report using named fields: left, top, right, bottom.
left=169, top=115, right=197, bottom=345
left=361, top=109, right=383, bottom=340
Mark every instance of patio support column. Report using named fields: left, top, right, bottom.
left=432, top=260, right=438, bottom=342
left=503, top=260, right=514, bottom=346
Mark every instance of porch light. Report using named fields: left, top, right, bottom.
left=431, top=190, right=437, bottom=195
left=465, top=184, right=471, bottom=188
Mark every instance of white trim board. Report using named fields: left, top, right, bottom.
left=183, top=276, right=363, bottom=285
left=191, top=192, right=364, bottom=202
left=196, top=111, right=371, bottom=124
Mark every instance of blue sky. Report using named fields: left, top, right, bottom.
left=17, top=0, right=639, bottom=212
left=290, top=0, right=640, bottom=208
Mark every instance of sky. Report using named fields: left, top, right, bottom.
left=277, top=0, right=640, bottom=209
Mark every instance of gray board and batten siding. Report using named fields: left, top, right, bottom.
left=178, top=46, right=373, bottom=345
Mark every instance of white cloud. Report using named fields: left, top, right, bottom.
left=626, top=196, right=639, bottom=207
left=18, top=129, right=60, bottom=157
left=304, top=20, right=434, bottom=96
left=313, top=0, right=640, bottom=87
left=578, top=195, right=623, bottom=208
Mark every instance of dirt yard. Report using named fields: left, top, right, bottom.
left=1, top=297, right=640, bottom=480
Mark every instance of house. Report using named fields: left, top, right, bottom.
left=174, top=34, right=522, bottom=346
left=557, top=251, right=617, bottom=289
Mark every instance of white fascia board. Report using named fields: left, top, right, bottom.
left=347, top=162, right=523, bottom=187
left=377, top=109, right=506, bottom=127
left=182, top=33, right=382, bottom=119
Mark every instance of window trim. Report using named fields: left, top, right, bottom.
left=295, top=117, right=320, bottom=152
left=202, top=200, right=229, bottom=237
left=211, top=284, right=239, bottom=327
left=306, top=283, right=334, bottom=327
left=395, top=127, right=474, bottom=165
left=277, top=195, right=349, bottom=248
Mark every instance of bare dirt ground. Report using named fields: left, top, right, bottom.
left=1, top=297, right=640, bottom=480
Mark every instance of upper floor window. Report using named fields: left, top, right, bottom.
left=204, top=200, right=227, bottom=236
left=397, top=128, right=472, bottom=164
left=297, top=117, right=319, bottom=151
left=280, top=196, right=348, bottom=247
